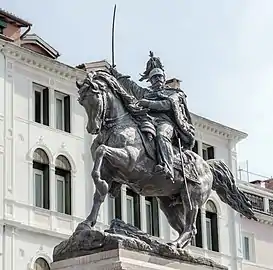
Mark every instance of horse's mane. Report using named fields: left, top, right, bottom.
left=91, top=70, right=145, bottom=115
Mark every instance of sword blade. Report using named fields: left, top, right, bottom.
left=111, top=4, right=117, bottom=67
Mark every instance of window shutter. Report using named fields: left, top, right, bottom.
left=195, top=210, right=203, bottom=248
left=115, top=193, right=122, bottom=219
left=34, top=91, right=41, bottom=123
left=211, top=213, right=219, bottom=251
left=133, top=194, right=141, bottom=229
left=65, top=173, right=72, bottom=215
left=43, top=165, right=50, bottom=210
left=152, top=197, right=160, bottom=237
left=64, top=95, right=71, bottom=132
left=208, top=146, right=215, bottom=159
left=192, top=141, right=198, bottom=154
left=43, top=88, right=49, bottom=126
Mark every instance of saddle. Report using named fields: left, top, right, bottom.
left=137, top=130, right=200, bottom=184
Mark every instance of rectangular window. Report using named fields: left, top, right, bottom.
left=126, top=188, right=140, bottom=228
left=34, top=169, right=43, bottom=208
left=55, top=91, right=70, bottom=133
left=33, top=83, right=49, bottom=126
left=56, top=175, right=65, bottom=213
left=126, top=195, right=134, bottom=225
left=206, top=217, right=213, bottom=250
left=108, top=196, right=116, bottom=224
left=145, top=200, right=152, bottom=235
left=243, top=236, right=250, bottom=260
left=242, top=233, right=255, bottom=262
left=202, top=143, right=214, bottom=160
left=56, top=97, right=64, bottom=130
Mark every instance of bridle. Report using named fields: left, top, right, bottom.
left=84, top=79, right=129, bottom=131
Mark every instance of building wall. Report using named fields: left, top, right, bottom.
left=241, top=218, right=273, bottom=268
left=0, top=40, right=97, bottom=270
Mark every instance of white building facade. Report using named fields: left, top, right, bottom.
left=0, top=10, right=273, bottom=270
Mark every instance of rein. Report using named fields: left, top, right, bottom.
left=100, top=88, right=130, bottom=130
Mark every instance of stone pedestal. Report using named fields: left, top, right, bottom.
left=51, top=219, right=226, bottom=270
left=51, top=248, right=225, bottom=270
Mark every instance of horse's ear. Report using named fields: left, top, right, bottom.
left=76, top=80, right=82, bottom=89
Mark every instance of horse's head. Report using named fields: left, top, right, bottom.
left=77, top=71, right=107, bottom=134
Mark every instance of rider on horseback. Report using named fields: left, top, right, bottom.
left=109, top=51, right=195, bottom=182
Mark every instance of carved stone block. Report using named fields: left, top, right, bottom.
left=52, top=219, right=226, bottom=270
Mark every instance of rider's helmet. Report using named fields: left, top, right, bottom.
left=139, top=51, right=165, bottom=82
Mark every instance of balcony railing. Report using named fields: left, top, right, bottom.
left=244, top=192, right=264, bottom=212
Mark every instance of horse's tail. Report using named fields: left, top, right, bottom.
left=207, top=159, right=257, bottom=220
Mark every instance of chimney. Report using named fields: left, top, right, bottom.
left=165, top=78, right=181, bottom=89
left=76, top=60, right=110, bottom=73
left=265, top=179, right=273, bottom=190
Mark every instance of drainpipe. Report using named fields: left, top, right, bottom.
left=19, top=25, right=31, bottom=40
left=0, top=43, right=6, bottom=270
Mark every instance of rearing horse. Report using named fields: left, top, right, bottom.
left=77, top=70, right=256, bottom=248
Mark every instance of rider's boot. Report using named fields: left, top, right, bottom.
left=154, top=135, right=174, bottom=182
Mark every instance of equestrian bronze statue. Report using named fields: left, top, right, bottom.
left=76, top=52, right=256, bottom=249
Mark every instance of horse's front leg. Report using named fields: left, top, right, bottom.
left=92, top=144, right=139, bottom=184
left=88, top=144, right=139, bottom=227
left=86, top=188, right=106, bottom=227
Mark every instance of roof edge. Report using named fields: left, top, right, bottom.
left=21, top=33, right=60, bottom=59
left=0, top=8, right=32, bottom=27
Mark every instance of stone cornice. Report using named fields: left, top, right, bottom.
left=191, top=113, right=248, bottom=143
left=0, top=39, right=86, bottom=81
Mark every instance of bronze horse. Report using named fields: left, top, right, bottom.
left=77, top=70, right=256, bottom=248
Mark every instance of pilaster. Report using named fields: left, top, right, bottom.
left=4, top=59, right=15, bottom=199
left=140, top=196, right=146, bottom=232
left=201, top=207, right=208, bottom=250
left=121, top=185, right=127, bottom=223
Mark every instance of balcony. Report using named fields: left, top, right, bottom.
left=244, top=192, right=264, bottom=212
left=238, top=181, right=273, bottom=220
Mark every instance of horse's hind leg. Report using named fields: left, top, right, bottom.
left=158, top=195, right=198, bottom=249
left=158, top=196, right=186, bottom=245
left=174, top=204, right=199, bottom=248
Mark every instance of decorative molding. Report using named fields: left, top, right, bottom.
left=15, top=117, right=84, bottom=140
left=0, top=40, right=86, bottom=83
left=53, top=148, right=77, bottom=173
left=191, top=113, right=247, bottom=143
left=26, top=143, right=54, bottom=164
left=28, top=251, right=52, bottom=270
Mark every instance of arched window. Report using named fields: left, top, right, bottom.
left=34, top=258, right=50, bottom=270
left=55, top=155, right=71, bottom=215
left=33, top=148, right=50, bottom=209
left=206, top=200, right=219, bottom=252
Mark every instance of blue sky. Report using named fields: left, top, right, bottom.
left=3, top=0, right=273, bottom=180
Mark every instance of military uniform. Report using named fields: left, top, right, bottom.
left=110, top=52, right=195, bottom=180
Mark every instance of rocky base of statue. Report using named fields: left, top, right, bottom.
left=52, top=219, right=226, bottom=270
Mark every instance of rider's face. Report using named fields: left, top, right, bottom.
left=150, top=74, right=165, bottom=89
